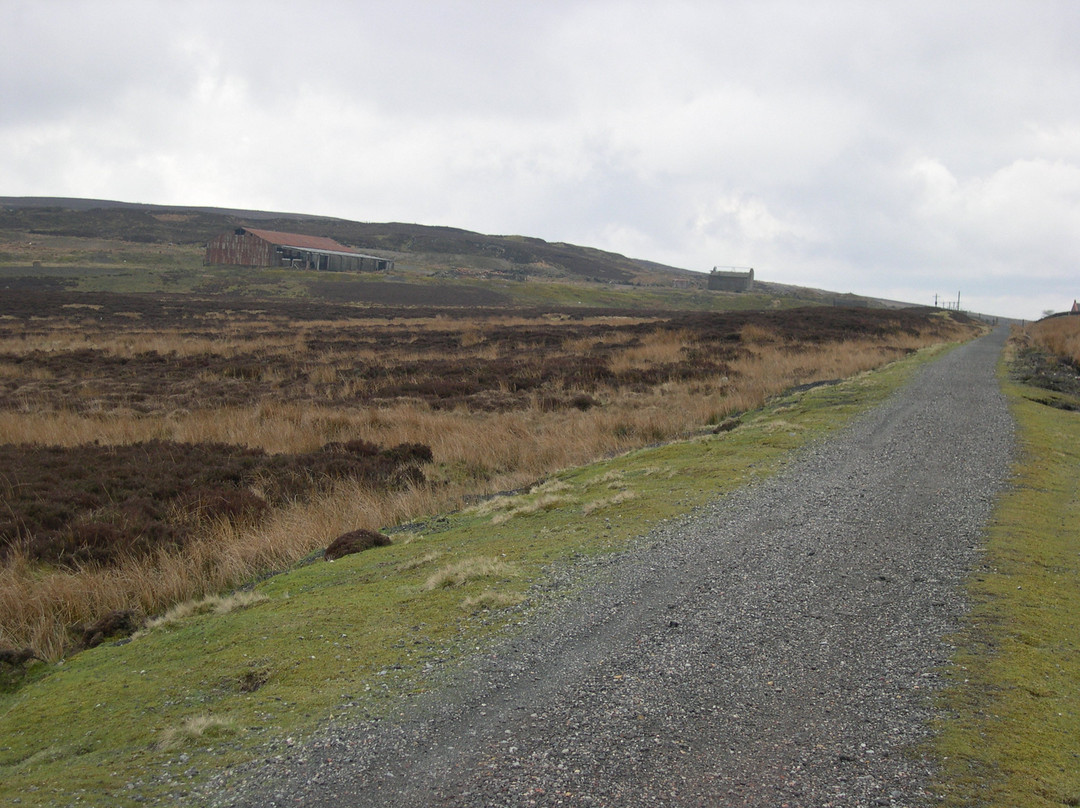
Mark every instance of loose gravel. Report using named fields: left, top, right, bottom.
left=208, top=328, right=1015, bottom=807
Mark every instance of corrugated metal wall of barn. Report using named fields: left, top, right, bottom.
left=205, top=230, right=277, bottom=267
left=205, top=228, right=395, bottom=271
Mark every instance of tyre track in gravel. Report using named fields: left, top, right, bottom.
left=214, top=327, right=1015, bottom=807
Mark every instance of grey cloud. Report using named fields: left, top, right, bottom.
left=3, top=0, right=1079, bottom=318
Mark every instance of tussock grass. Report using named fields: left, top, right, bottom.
left=606, top=329, right=691, bottom=373
left=583, top=490, right=637, bottom=515
left=530, top=479, right=573, bottom=495
left=0, top=481, right=446, bottom=660
left=739, top=322, right=777, bottom=345
left=491, top=493, right=577, bottom=525
left=156, top=715, right=238, bottom=751
left=395, top=550, right=441, bottom=572
left=595, top=470, right=626, bottom=486
left=423, top=557, right=515, bottom=590
left=143, top=591, right=268, bottom=633
left=466, top=494, right=519, bottom=518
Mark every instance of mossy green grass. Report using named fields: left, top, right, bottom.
left=0, top=342, right=956, bottom=806
left=934, top=372, right=1080, bottom=806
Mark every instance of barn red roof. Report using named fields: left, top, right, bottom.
left=241, top=228, right=358, bottom=254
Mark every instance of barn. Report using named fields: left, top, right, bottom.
left=707, top=267, right=754, bottom=292
left=205, top=227, right=394, bottom=272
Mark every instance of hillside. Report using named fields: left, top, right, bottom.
left=0, top=196, right=693, bottom=286
left=0, top=196, right=913, bottom=310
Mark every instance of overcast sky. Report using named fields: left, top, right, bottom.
left=3, top=1, right=1078, bottom=319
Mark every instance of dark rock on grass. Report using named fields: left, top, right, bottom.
left=324, top=529, right=392, bottom=561
left=79, top=609, right=144, bottom=650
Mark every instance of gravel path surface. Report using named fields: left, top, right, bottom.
left=213, top=328, right=1015, bottom=807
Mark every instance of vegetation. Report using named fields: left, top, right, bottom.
left=0, top=439, right=430, bottom=568
left=0, top=203, right=680, bottom=286
left=1027, top=314, right=1080, bottom=367
left=0, top=200, right=898, bottom=308
left=0, top=339, right=960, bottom=808
left=0, top=289, right=977, bottom=661
left=0, top=201, right=1003, bottom=805
left=934, top=316, right=1080, bottom=806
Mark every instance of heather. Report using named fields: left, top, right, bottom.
left=0, top=290, right=980, bottom=660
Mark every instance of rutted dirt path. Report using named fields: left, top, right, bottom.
left=213, top=328, right=1014, bottom=807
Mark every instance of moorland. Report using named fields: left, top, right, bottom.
left=0, top=201, right=978, bottom=662
left=0, top=286, right=975, bottom=661
left=3, top=199, right=1079, bottom=807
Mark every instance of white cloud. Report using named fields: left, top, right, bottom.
left=906, top=155, right=1080, bottom=277
left=2, top=0, right=1080, bottom=319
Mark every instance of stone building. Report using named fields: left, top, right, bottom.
left=707, top=267, right=754, bottom=292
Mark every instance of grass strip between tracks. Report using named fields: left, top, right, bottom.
left=0, top=342, right=956, bottom=807
left=934, top=364, right=1080, bottom=807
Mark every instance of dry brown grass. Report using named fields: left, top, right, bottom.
left=143, top=591, right=268, bottom=633
left=0, top=480, right=450, bottom=659
left=156, top=714, right=237, bottom=751
left=583, top=490, right=637, bottom=515
left=0, top=305, right=978, bottom=659
left=423, top=557, right=515, bottom=590
left=606, top=329, right=691, bottom=373
left=1027, top=316, right=1080, bottom=365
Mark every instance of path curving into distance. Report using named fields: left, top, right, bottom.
left=215, top=327, right=1015, bottom=807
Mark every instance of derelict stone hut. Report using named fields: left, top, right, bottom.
left=707, top=267, right=754, bottom=292
left=205, top=227, right=393, bottom=272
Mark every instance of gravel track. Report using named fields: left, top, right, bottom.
left=212, top=328, right=1015, bottom=807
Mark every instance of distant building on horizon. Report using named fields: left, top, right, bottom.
left=1072, top=299, right=1079, bottom=314
left=707, top=266, right=754, bottom=292
left=205, top=227, right=393, bottom=272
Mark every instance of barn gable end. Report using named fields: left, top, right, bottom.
left=205, top=227, right=393, bottom=272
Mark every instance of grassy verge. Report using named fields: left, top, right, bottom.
left=933, top=367, right=1080, bottom=806
left=0, top=342, right=956, bottom=806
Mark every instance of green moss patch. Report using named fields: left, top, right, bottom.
left=934, top=371, right=1080, bottom=806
